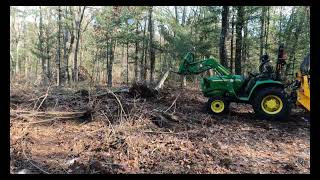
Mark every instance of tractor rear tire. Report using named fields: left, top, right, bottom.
left=252, top=87, right=290, bottom=121
left=207, top=96, right=230, bottom=114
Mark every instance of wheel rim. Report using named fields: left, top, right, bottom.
left=211, top=100, right=225, bottom=113
left=261, top=95, right=283, bottom=114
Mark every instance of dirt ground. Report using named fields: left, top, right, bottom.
left=10, top=83, right=310, bottom=174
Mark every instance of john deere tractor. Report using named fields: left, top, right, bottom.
left=176, top=46, right=292, bottom=120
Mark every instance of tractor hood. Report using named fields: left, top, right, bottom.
left=200, top=75, right=244, bottom=97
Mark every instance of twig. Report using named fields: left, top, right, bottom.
left=16, top=117, right=79, bottom=125
left=100, top=110, right=115, bottom=134
left=28, top=95, right=46, bottom=102
left=151, top=147, right=159, bottom=154
left=164, top=94, right=181, bottom=113
left=143, top=130, right=181, bottom=135
left=36, top=85, right=51, bottom=111
left=107, top=89, right=128, bottom=122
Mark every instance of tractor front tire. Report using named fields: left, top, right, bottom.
left=252, top=87, right=290, bottom=121
left=207, top=96, right=230, bottom=114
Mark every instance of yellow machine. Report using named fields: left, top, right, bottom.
left=295, top=53, right=310, bottom=111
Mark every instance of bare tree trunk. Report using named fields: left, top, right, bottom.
left=15, top=41, right=20, bottom=78
left=10, top=48, right=14, bottom=77
left=279, top=6, right=283, bottom=43
left=66, top=7, right=75, bottom=84
left=182, top=6, right=186, bottom=26
left=56, top=6, right=62, bottom=86
left=134, top=20, right=139, bottom=82
left=219, top=6, right=229, bottom=68
left=265, top=7, right=270, bottom=53
left=97, top=61, right=100, bottom=84
left=105, top=37, right=109, bottom=85
left=235, top=6, right=244, bottom=75
left=144, top=42, right=148, bottom=81
left=126, top=39, right=129, bottom=85
left=260, top=7, right=266, bottom=57
left=39, top=6, right=47, bottom=85
left=107, top=39, right=115, bottom=87
left=63, top=29, right=68, bottom=84
left=149, top=6, right=155, bottom=84
left=46, top=35, right=50, bottom=81
left=73, top=6, right=86, bottom=82
left=24, top=56, right=28, bottom=80
left=159, top=35, right=162, bottom=71
left=140, top=17, right=147, bottom=81
left=242, top=8, right=247, bottom=74
left=230, top=11, right=235, bottom=73
left=35, top=58, right=39, bottom=80
left=175, top=6, right=179, bottom=24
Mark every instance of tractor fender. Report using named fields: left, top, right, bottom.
left=248, top=80, right=284, bottom=102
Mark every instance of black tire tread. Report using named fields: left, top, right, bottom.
left=252, top=87, right=290, bottom=120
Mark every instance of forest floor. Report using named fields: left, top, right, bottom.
left=10, top=82, right=310, bottom=174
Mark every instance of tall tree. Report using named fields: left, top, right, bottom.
left=235, top=6, right=244, bottom=75
left=182, top=6, right=186, bottom=26
left=61, top=6, right=75, bottom=84
left=242, top=7, right=248, bottom=74
left=219, top=6, right=229, bottom=68
left=56, top=6, right=62, bottom=86
left=181, top=6, right=187, bottom=87
left=134, top=15, right=139, bottom=82
left=278, top=6, right=283, bottom=44
left=148, top=6, right=155, bottom=83
left=230, top=8, right=235, bottom=73
left=106, top=6, right=122, bottom=87
left=140, top=16, right=147, bottom=82
left=126, top=20, right=129, bottom=85
left=260, top=7, right=266, bottom=57
left=73, top=6, right=86, bottom=82
left=39, top=6, right=47, bottom=85
left=265, top=7, right=270, bottom=53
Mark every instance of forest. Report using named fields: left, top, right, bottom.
left=10, top=6, right=310, bottom=86
left=10, top=6, right=310, bottom=174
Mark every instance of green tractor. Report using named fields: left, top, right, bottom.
left=176, top=47, right=291, bottom=120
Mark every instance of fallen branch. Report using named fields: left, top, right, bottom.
left=11, top=110, right=87, bottom=116
left=36, top=85, right=51, bottom=110
left=143, top=130, right=181, bottom=135
left=16, top=116, right=83, bottom=125
left=11, top=110, right=88, bottom=124
left=107, top=89, right=128, bottom=122
left=154, top=70, right=170, bottom=91
left=164, top=94, right=181, bottom=113
left=100, top=110, right=115, bottom=133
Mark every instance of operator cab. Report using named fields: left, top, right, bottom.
left=239, top=54, right=275, bottom=96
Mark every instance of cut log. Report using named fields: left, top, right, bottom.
left=154, top=70, right=170, bottom=91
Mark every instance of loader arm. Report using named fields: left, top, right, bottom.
left=178, top=52, right=231, bottom=76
